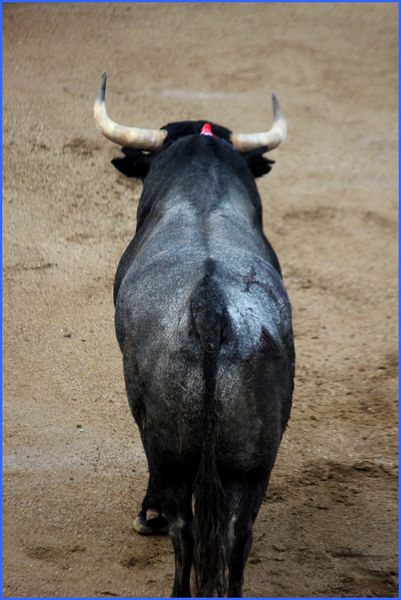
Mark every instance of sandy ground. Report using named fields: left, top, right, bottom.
left=3, top=3, right=398, bottom=598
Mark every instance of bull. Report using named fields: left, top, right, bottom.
left=94, top=73, right=295, bottom=598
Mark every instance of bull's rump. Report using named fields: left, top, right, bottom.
left=116, top=252, right=293, bottom=472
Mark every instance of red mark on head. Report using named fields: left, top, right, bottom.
left=200, top=123, right=215, bottom=137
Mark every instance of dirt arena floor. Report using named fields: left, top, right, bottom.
left=3, top=3, right=398, bottom=598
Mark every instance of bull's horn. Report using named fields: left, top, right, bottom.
left=93, top=73, right=167, bottom=151
left=230, top=93, right=287, bottom=152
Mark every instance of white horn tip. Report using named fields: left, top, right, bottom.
left=97, top=72, right=107, bottom=103
left=271, top=92, right=282, bottom=118
left=271, top=92, right=287, bottom=142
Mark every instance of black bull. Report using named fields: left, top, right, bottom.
left=108, top=119, right=295, bottom=597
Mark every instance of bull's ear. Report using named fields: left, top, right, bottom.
left=243, top=147, right=275, bottom=178
left=111, top=148, right=150, bottom=179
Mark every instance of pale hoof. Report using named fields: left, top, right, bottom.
left=133, top=511, right=169, bottom=536
left=133, top=514, right=155, bottom=535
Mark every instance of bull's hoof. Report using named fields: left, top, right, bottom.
left=133, top=510, right=169, bottom=536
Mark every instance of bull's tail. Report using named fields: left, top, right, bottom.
left=190, top=263, right=228, bottom=597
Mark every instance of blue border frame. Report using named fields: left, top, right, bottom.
left=1, top=2, right=3, bottom=598
left=1, top=1, right=399, bottom=599
left=1, top=0, right=399, bottom=4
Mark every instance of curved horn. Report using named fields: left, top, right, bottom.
left=230, top=93, right=287, bottom=153
left=93, top=73, right=167, bottom=151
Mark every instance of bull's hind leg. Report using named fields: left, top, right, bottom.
left=159, top=481, right=194, bottom=597
left=225, top=476, right=268, bottom=597
left=124, top=372, right=168, bottom=535
left=134, top=476, right=169, bottom=535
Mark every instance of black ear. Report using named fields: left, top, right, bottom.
left=111, top=147, right=150, bottom=179
left=243, top=147, right=275, bottom=178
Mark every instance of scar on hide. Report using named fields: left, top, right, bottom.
left=243, top=267, right=257, bottom=292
